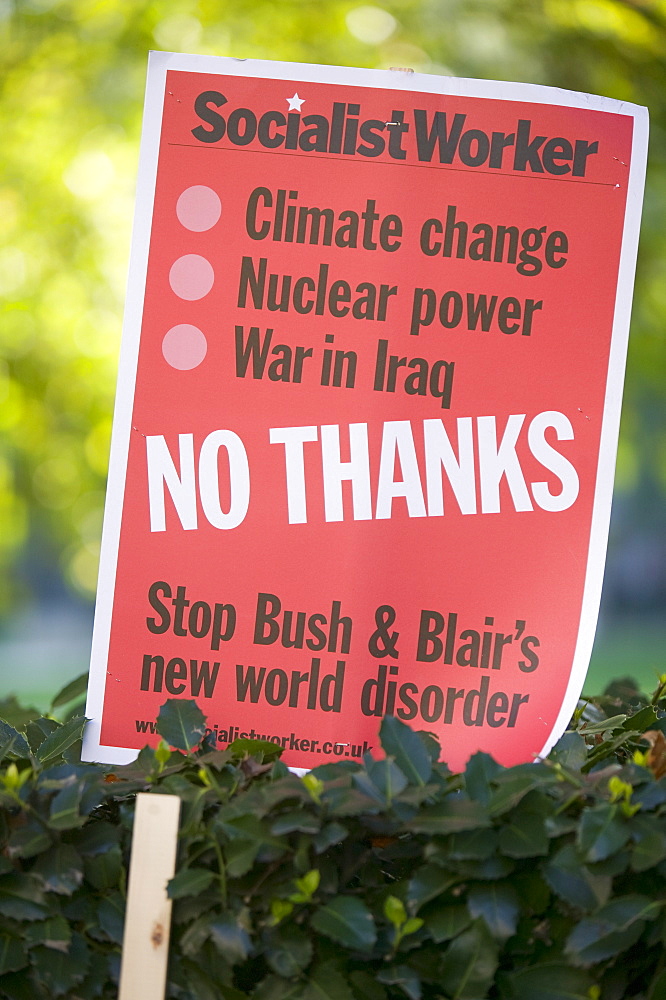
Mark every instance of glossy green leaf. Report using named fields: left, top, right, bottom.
left=0, top=720, right=31, bottom=759
left=578, top=803, right=631, bottom=862
left=314, top=821, right=348, bottom=853
left=464, top=751, right=502, bottom=804
left=24, top=915, right=71, bottom=953
left=543, top=843, right=611, bottom=910
left=6, top=821, right=52, bottom=860
left=31, top=931, right=90, bottom=997
left=0, top=873, right=47, bottom=920
left=220, top=814, right=287, bottom=876
left=376, top=964, right=421, bottom=1000
left=366, top=757, right=409, bottom=800
left=168, top=866, right=216, bottom=899
left=629, top=814, right=666, bottom=871
left=36, top=716, right=87, bottom=764
left=32, top=844, right=83, bottom=894
left=96, top=892, right=125, bottom=945
left=445, top=827, right=499, bottom=860
left=621, top=705, right=659, bottom=732
left=501, top=962, right=593, bottom=999
left=303, top=961, right=356, bottom=1000
left=50, top=673, right=89, bottom=712
left=311, top=896, right=377, bottom=951
left=156, top=699, right=207, bottom=751
left=548, top=731, right=588, bottom=771
left=210, top=917, right=252, bottom=963
left=467, top=882, right=520, bottom=941
left=422, top=903, right=472, bottom=943
left=488, top=765, right=558, bottom=816
left=384, top=894, right=407, bottom=927
left=565, top=894, right=661, bottom=966
left=408, top=863, right=457, bottom=910
left=439, top=919, right=499, bottom=998
left=266, top=924, right=313, bottom=977
left=83, top=844, right=123, bottom=890
left=408, top=797, right=492, bottom=834
left=380, top=717, right=432, bottom=786
left=499, top=812, right=549, bottom=858
left=48, top=781, right=86, bottom=830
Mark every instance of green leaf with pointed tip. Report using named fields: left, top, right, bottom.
left=156, top=698, right=207, bottom=751
left=0, top=873, right=47, bottom=920
left=97, top=892, right=125, bottom=945
left=488, top=765, right=558, bottom=816
left=543, top=843, right=611, bottom=910
left=579, top=714, right=627, bottom=734
left=630, top=814, right=666, bottom=871
left=439, top=919, right=498, bottom=999
left=422, top=903, right=472, bottom=943
left=445, top=827, right=499, bottom=860
left=565, top=894, right=661, bottom=966
left=0, top=719, right=30, bottom=759
left=210, top=917, right=252, bottom=963
left=578, top=803, right=631, bottom=862
left=168, top=866, right=216, bottom=899
left=31, top=930, right=90, bottom=997
left=548, top=731, right=588, bottom=771
left=377, top=964, right=421, bottom=1000
left=36, top=716, right=86, bottom=763
left=380, top=717, right=432, bottom=786
left=50, top=673, right=89, bottom=711
left=220, top=815, right=287, bottom=877
left=407, top=796, right=491, bottom=834
left=266, top=924, right=313, bottom=977
left=501, top=962, right=593, bottom=1000
left=303, top=961, right=356, bottom=1000
left=83, top=844, right=122, bottom=889
left=48, top=781, right=86, bottom=830
left=311, top=896, right=377, bottom=951
left=408, top=864, right=457, bottom=910
left=621, top=705, right=659, bottom=732
left=467, top=882, right=520, bottom=942
left=384, top=894, right=407, bottom=927
left=24, top=916, right=71, bottom=953
left=464, top=751, right=501, bottom=804
left=499, top=812, right=549, bottom=858
left=32, top=844, right=83, bottom=894
left=6, top=821, right=51, bottom=860
left=366, top=757, right=408, bottom=800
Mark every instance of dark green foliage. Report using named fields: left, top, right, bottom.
left=1, top=679, right=666, bottom=998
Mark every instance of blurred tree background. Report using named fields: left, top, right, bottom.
left=1, top=0, right=664, bottom=703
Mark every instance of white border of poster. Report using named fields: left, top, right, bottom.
left=82, top=52, right=648, bottom=764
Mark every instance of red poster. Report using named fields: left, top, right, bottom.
left=83, top=53, right=648, bottom=770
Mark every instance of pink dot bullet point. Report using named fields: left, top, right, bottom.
left=169, top=254, right=214, bottom=300
left=176, top=185, right=222, bottom=231
left=162, top=324, right=208, bottom=370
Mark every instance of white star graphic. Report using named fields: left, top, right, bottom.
left=286, top=92, right=305, bottom=112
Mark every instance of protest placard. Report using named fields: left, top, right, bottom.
left=83, top=52, right=647, bottom=770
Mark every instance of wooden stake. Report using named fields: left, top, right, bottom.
left=118, top=793, right=181, bottom=1000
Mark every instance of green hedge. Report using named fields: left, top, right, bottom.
left=0, top=678, right=666, bottom=1000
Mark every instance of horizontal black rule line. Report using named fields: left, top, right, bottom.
left=166, top=142, right=617, bottom=186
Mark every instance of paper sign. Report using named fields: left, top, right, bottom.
left=82, top=52, right=648, bottom=770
